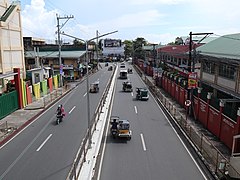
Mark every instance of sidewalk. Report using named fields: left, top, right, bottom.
left=0, top=79, right=82, bottom=146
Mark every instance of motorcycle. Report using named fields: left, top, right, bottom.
left=111, top=128, right=118, bottom=139
left=56, top=114, right=63, bottom=125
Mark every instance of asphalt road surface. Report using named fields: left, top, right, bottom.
left=0, top=66, right=112, bottom=180
left=99, top=62, right=208, bottom=180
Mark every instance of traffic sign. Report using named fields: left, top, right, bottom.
left=185, top=100, right=191, bottom=107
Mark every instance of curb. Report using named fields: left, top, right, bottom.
left=0, top=108, right=44, bottom=147
left=0, top=74, right=89, bottom=148
left=0, top=84, right=75, bottom=148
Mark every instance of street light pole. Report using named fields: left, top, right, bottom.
left=85, top=41, right=91, bottom=147
left=61, top=30, right=118, bottom=148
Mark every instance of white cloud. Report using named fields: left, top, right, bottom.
left=130, top=0, right=190, bottom=5
left=141, top=33, right=176, bottom=44
left=21, top=0, right=58, bottom=39
left=21, top=0, right=240, bottom=44
left=92, top=10, right=165, bottom=29
left=60, top=10, right=168, bottom=42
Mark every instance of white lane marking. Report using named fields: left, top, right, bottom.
left=36, top=134, right=52, bottom=152
left=151, top=90, right=208, bottom=180
left=140, top=133, right=147, bottom=151
left=134, top=106, right=138, bottom=114
left=83, top=92, right=87, bottom=97
left=0, top=115, right=56, bottom=179
left=69, top=106, right=76, bottom=114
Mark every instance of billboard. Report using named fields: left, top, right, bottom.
left=104, top=39, right=121, bottom=47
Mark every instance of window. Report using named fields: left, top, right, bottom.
left=174, top=57, right=177, bottom=64
left=202, top=61, right=215, bottom=74
left=178, top=58, right=182, bottom=66
left=167, top=55, right=171, bottom=62
left=219, top=64, right=236, bottom=80
left=53, top=59, right=59, bottom=65
left=27, top=59, right=35, bottom=65
left=42, top=58, right=49, bottom=65
left=0, top=78, right=3, bottom=92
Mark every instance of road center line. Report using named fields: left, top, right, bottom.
left=36, top=134, right=52, bottom=152
left=69, top=106, right=76, bottom=114
left=83, top=92, right=87, bottom=97
left=140, top=133, right=147, bottom=151
left=134, top=106, right=138, bottom=114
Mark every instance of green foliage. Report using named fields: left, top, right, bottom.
left=133, top=37, right=147, bottom=59
left=123, top=40, right=133, bottom=57
left=73, top=38, right=85, bottom=46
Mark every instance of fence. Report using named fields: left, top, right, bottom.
left=0, top=90, right=18, bottom=119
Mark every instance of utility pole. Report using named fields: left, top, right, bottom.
left=188, top=31, right=213, bottom=117
left=188, top=32, right=213, bottom=72
left=56, top=14, right=74, bottom=87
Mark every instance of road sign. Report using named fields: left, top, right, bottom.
left=185, top=100, right=191, bottom=107
left=188, top=72, right=197, bottom=89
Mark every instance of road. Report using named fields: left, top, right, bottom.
left=0, top=66, right=112, bottom=180
left=99, top=62, right=208, bottom=180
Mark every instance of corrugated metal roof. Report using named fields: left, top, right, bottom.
left=157, top=44, right=202, bottom=54
left=25, top=50, right=86, bottom=58
left=181, top=36, right=217, bottom=44
left=143, top=44, right=163, bottom=50
left=196, top=33, right=240, bottom=60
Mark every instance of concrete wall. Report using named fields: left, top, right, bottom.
left=0, top=0, right=25, bottom=77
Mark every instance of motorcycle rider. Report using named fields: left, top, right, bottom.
left=56, top=104, right=65, bottom=122
left=111, top=118, right=118, bottom=130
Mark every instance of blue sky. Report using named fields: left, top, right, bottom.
left=20, top=0, right=240, bottom=44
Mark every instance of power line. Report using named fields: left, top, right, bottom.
left=45, top=0, right=91, bottom=37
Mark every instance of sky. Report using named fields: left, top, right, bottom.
left=19, top=0, right=240, bottom=45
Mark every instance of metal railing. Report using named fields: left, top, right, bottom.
left=66, top=66, right=116, bottom=180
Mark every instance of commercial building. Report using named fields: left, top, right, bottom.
left=0, top=0, right=25, bottom=93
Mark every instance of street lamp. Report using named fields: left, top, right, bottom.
left=61, top=30, right=118, bottom=148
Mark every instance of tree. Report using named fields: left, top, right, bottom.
left=123, top=40, right=133, bottom=58
left=168, top=37, right=184, bottom=45
left=133, top=37, right=147, bottom=59
left=73, top=38, right=85, bottom=46
left=175, top=37, right=183, bottom=45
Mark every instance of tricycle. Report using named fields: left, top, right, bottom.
left=110, top=116, right=132, bottom=140
left=136, top=87, right=149, bottom=101
left=90, top=81, right=99, bottom=93
left=122, top=81, right=133, bottom=92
